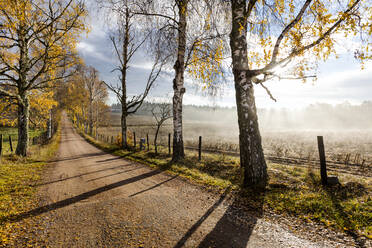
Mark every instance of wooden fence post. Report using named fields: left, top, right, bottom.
left=199, top=136, right=201, bottom=161
left=0, top=134, right=3, bottom=157
left=317, top=136, right=327, bottom=186
left=168, top=133, right=171, bottom=154
left=198, top=136, right=202, bottom=161
left=134, top=132, right=136, bottom=148
left=147, top=133, right=149, bottom=151
left=9, top=135, right=13, bottom=153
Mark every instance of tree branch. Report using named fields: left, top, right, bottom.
left=271, top=0, right=312, bottom=63
left=251, top=0, right=362, bottom=76
left=132, top=12, right=178, bottom=25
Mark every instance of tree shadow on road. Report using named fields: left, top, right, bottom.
left=95, top=156, right=124, bottom=163
left=86, top=167, right=141, bottom=182
left=48, top=152, right=107, bottom=163
left=3, top=170, right=163, bottom=223
left=174, top=187, right=265, bottom=248
left=32, top=163, right=136, bottom=187
left=129, top=174, right=179, bottom=197
left=197, top=188, right=265, bottom=248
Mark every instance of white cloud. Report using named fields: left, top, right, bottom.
left=254, top=59, right=372, bottom=109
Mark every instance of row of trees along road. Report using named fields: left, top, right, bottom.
left=61, top=65, right=110, bottom=136
left=0, top=0, right=88, bottom=156
left=98, top=0, right=371, bottom=188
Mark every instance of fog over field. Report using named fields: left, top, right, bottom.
left=102, top=101, right=372, bottom=165
left=111, top=101, right=372, bottom=131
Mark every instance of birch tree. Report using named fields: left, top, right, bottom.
left=134, top=0, right=227, bottom=161
left=0, top=0, right=87, bottom=156
left=97, top=0, right=166, bottom=149
left=228, top=0, right=371, bottom=187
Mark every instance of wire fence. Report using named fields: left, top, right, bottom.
left=89, top=126, right=372, bottom=178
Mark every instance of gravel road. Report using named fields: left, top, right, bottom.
left=15, top=114, right=358, bottom=247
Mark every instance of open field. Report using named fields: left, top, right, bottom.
left=98, top=113, right=372, bottom=170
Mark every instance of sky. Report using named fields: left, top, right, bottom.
left=76, top=4, right=372, bottom=110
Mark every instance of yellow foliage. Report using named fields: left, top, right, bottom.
left=243, top=0, right=371, bottom=79
left=29, top=90, right=58, bottom=128
left=0, top=0, right=87, bottom=90
left=188, top=39, right=224, bottom=89
left=0, top=89, right=57, bottom=128
left=0, top=0, right=87, bottom=131
left=0, top=99, right=17, bottom=127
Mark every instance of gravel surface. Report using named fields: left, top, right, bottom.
left=11, top=114, right=369, bottom=247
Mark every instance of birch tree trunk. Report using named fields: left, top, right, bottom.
left=230, top=0, right=267, bottom=188
left=119, top=9, right=130, bottom=149
left=172, top=1, right=187, bottom=161
left=120, top=70, right=128, bottom=148
left=16, top=95, right=29, bottom=156
left=121, top=106, right=128, bottom=148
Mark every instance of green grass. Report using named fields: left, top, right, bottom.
left=78, top=128, right=372, bottom=239
left=0, top=127, right=43, bottom=156
left=0, top=126, right=60, bottom=246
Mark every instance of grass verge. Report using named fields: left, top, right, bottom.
left=0, top=127, right=60, bottom=247
left=0, top=127, right=43, bottom=156
left=78, top=128, right=371, bottom=239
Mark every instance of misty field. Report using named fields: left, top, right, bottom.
left=98, top=113, right=372, bottom=173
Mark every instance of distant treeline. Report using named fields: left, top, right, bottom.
left=111, top=101, right=372, bottom=130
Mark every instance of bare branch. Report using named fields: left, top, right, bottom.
left=110, top=36, right=125, bottom=68
left=259, top=82, right=276, bottom=102
left=127, top=55, right=168, bottom=113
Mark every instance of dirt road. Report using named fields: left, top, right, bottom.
left=15, top=115, right=352, bottom=247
